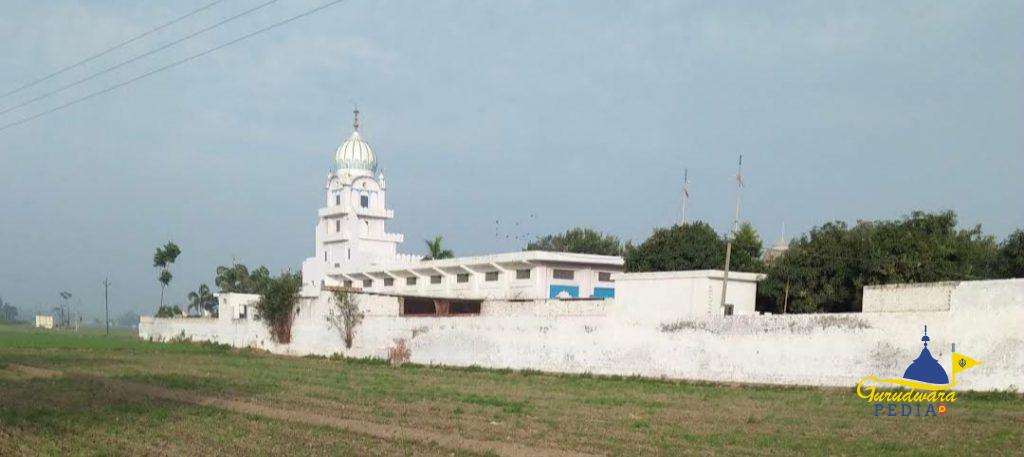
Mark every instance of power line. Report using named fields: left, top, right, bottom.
left=0, top=0, right=281, bottom=117
left=0, top=0, right=348, bottom=134
left=0, top=0, right=226, bottom=101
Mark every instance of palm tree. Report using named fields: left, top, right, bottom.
left=424, top=236, right=454, bottom=260
left=153, top=242, right=181, bottom=306
left=187, top=284, right=215, bottom=317
left=215, top=264, right=249, bottom=293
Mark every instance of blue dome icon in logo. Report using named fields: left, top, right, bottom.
left=902, top=325, right=949, bottom=385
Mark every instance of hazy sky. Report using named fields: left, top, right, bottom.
left=1, top=0, right=1021, bottom=319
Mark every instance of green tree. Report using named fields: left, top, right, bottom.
left=996, top=229, right=1024, bottom=278
left=153, top=242, right=181, bottom=306
left=58, top=291, right=72, bottom=327
left=116, top=311, right=140, bottom=327
left=155, top=305, right=182, bottom=318
left=526, top=227, right=623, bottom=256
left=729, top=222, right=764, bottom=273
left=761, top=211, right=998, bottom=314
left=0, top=297, right=18, bottom=322
left=254, top=271, right=302, bottom=343
left=424, top=236, right=454, bottom=260
left=626, top=222, right=725, bottom=272
left=215, top=263, right=272, bottom=294
left=326, top=288, right=364, bottom=349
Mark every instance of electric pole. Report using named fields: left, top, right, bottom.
left=103, top=277, right=111, bottom=336
left=720, top=155, right=743, bottom=315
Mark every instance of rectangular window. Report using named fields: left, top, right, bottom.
left=335, top=195, right=340, bottom=206
left=598, top=272, right=613, bottom=282
left=430, top=274, right=442, bottom=284
left=406, top=277, right=417, bottom=286
left=360, top=195, right=369, bottom=208
left=384, top=278, right=394, bottom=287
left=553, top=269, right=575, bottom=280
left=335, top=220, right=341, bottom=232
left=456, top=273, right=470, bottom=283
left=723, top=305, right=734, bottom=316
left=485, top=271, right=499, bottom=282
left=343, top=280, right=352, bottom=288
left=516, top=268, right=531, bottom=280
left=362, top=279, right=373, bottom=288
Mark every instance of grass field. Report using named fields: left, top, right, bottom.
left=1, top=324, right=1021, bottom=456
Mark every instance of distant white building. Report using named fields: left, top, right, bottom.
left=34, top=314, right=54, bottom=329
left=301, top=110, right=624, bottom=304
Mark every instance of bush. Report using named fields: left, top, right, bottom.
left=388, top=338, right=411, bottom=367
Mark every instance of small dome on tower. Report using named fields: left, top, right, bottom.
left=335, top=109, right=378, bottom=176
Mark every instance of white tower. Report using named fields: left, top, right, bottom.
left=301, top=110, right=405, bottom=292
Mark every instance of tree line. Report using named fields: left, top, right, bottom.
left=524, top=211, right=1023, bottom=313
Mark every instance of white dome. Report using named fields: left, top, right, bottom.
left=335, top=130, right=377, bottom=175
left=334, top=109, right=377, bottom=176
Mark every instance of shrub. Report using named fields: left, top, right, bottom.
left=326, top=288, right=364, bottom=349
left=388, top=338, right=411, bottom=367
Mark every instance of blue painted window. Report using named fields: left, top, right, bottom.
left=592, top=287, right=615, bottom=299
left=549, top=285, right=580, bottom=299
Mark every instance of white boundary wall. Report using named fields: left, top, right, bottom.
left=140, top=278, right=1024, bottom=391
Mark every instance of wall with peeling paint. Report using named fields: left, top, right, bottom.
left=140, top=278, right=1024, bottom=391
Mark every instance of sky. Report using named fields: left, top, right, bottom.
left=0, top=0, right=1021, bottom=320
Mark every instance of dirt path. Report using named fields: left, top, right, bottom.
left=7, top=364, right=600, bottom=457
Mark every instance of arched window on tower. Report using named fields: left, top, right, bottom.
left=360, top=194, right=369, bottom=208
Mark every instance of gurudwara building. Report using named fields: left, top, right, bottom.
left=139, top=110, right=1023, bottom=392
left=300, top=111, right=624, bottom=314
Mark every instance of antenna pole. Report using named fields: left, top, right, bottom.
left=720, top=155, right=743, bottom=314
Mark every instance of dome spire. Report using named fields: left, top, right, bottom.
left=335, top=107, right=377, bottom=176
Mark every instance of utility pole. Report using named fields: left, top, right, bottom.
left=720, top=155, right=743, bottom=315
left=681, top=168, right=690, bottom=225
left=103, top=277, right=111, bottom=336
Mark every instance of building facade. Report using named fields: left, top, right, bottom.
left=300, top=111, right=624, bottom=303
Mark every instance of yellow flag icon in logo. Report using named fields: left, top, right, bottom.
left=952, top=352, right=982, bottom=379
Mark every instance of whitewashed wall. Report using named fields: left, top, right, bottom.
left=140, top=278, right=1024, bottom=391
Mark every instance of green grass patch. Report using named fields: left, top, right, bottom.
left=1, top=324, right=1022, bottom=456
